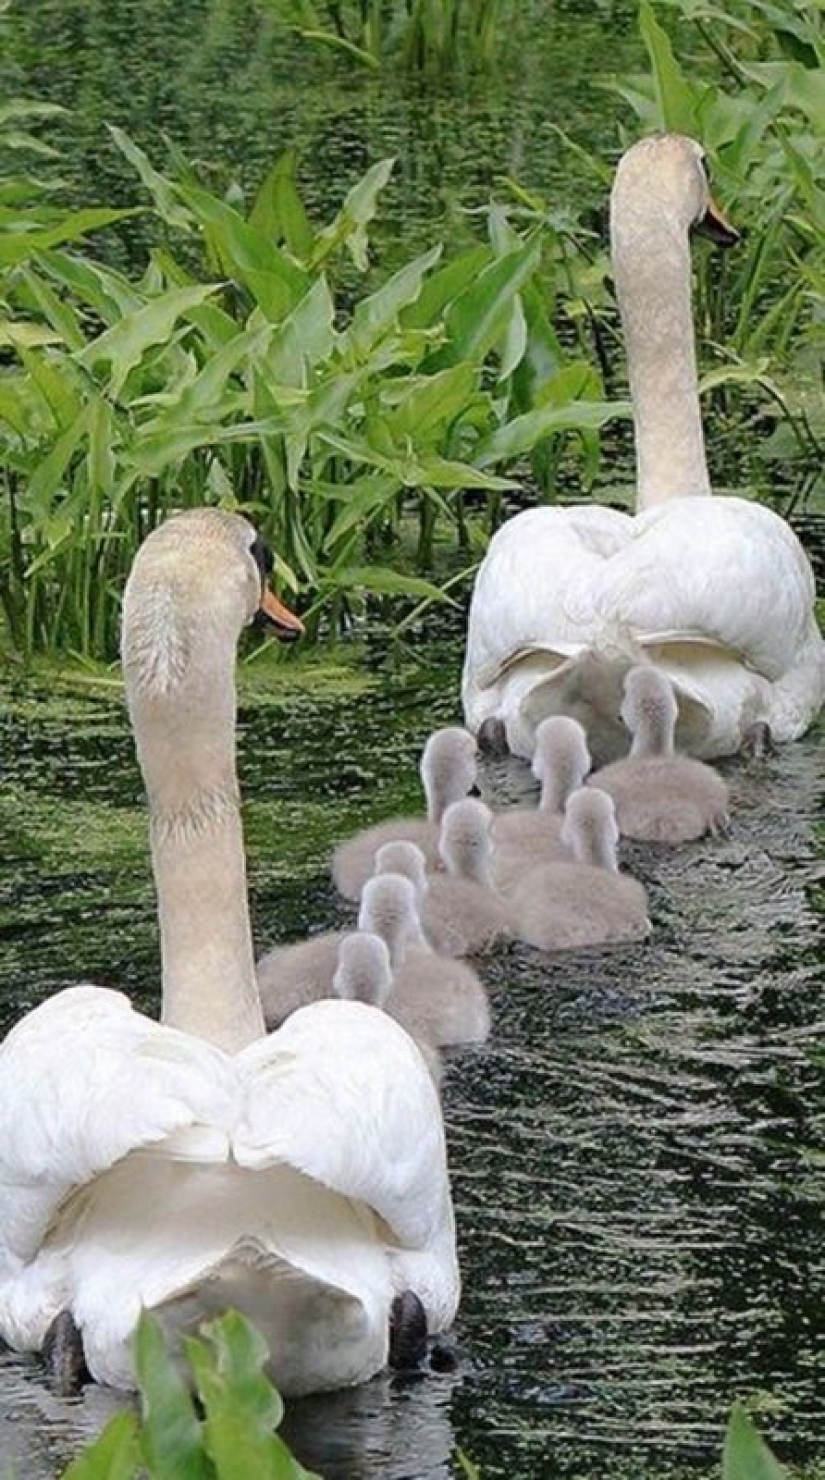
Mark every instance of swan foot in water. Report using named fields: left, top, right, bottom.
left=477, top=717, right=509, bottom=759
left=710, top=811, right=733, bottom=839
left=42, top=1310, right=88, bottom=1396
left=741, top=721, right=774, bottom=759
left=389, top=1290, right=428, bottom=1371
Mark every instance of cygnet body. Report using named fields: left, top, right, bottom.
left=332, top=727, right=478, bottom=901
left=333, top=932, right=443, bottom=1085
left=359, top=874, right=491, bottom=1049
left=494, top=716, right=591, bottom=895
left=589, top=667, right=730, bottom=842
left=511, top=787, right=650, bottom=951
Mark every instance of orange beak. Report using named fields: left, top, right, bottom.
left=256, top=585, right=305, bottom=642
left=694, top=195, right=740, bottom=248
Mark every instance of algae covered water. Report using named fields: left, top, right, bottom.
left=0, top=631, right=823, bottom=1478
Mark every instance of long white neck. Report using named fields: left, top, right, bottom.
left=612, top=206, right=710, bottom=509
left=126, top=619, right=264, bottom=1053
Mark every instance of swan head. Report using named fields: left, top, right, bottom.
left=333, top=932, right=393, bottom=1008
left=438, top=797, right=494, bottom=885
left=621, top=666, right=678, bottom=758
left=122, top=508, right=303, bottom=697
left=532, top=716, right=591, bottom=811
left=358, top=873, right=426, bottom=964
left=419, top=727, right=478, bottom=825
left=611, top=134, right=739, bottom=247
left=374, top=841, right=429, bottom=902
left=562, top=787, right=620, bottom=872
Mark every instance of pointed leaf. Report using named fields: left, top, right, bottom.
left=78, top=285, right=221, bottom=396
left=134, top=1311, right=209, bottom=1480
left=344, top=246, right=442, bottom=356
left=311, top=158, right=395, bottom=271
left=475, top=398, right=631, bottom=467
left=61, top=1411, right=142, bottom=1480
left=639, top=0, right=700, bottom=135
left=723, top=1404, right=788, bottom=1480
left=249, top=151, right=315, bottom=260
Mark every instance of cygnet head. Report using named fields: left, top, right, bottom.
left=561, top=787, right=620, bottom=872
left=122, top=508, right=303, bottom=700
left=532, top=716, right=591, bottom=813
left=419, top=727, right=478, bottom=825
left=439, top=797, right=495, bottom=885
left=359, top=873, right=426, bottom=964
left=374, top=841, right=428, bottom=903
left=621, top=666, right=678, bottom=759
left=610, top=134, right=739, bottom=246
left=333, top=932, right=393, bottom=1008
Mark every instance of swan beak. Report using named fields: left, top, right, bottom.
left=694, top=196, right=740, bottom=248
left=255, top=586, right=305, bottom=642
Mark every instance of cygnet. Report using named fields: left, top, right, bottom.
left=358, top=873, right=491, bottom=1048
left=331, top=726, right=478, bottom=901
left=493, top=716, right=591, bottom=894
left=589, top=666, right=730, bottom=842
left=333, top=931, right=443, bottom=1086
left=510, top=787, right=650, bottom=951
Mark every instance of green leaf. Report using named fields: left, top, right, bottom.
left=61, top=1411, right=142, bottom=1480
left=433, top=238, right=542, bottom=368
left=475, top=398, right=631, bottom=467
left=326, top=566, right=454, bottom=603
left=383, top=364, right=479, bottom=440
left=134, top=1311, right=210, bottom=1480
left=248, top=151, right=315, bottom=261
left=78, top=285, right=221, bottom=397
left=0, top=208, right=139, bottom=267
left=638, top=0, right=700, bottom=135
left=188, top=1311, right=319, bottom=1480
left=182, top=182, right=311, bottom=320
left=401, top=246, right=491, bottom=331
left=723, top=1404, right=788, bottom=1480
left=311, top=158, right=395, bottom=271
left=343, top=246, right=442, bottom=357
left=108, top=126, right=194, bottom=230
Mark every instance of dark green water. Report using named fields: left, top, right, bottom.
left=0, top=0, right=644, bottom=270
left=1, top=625, right=824, bottom=1479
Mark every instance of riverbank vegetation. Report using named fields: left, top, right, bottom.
left=1, top=0, right=823, bottom=663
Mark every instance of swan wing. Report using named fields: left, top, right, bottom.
left=464, top=504, right=633, bottom=694
left=0, top=985, right=234, bottom=1268
left=236, top=1000, right=454, bottom=1253
left=609, top=498, right=818, bottom=680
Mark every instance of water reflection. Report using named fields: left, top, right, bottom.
left=0, top=654, right=823, bottom=1477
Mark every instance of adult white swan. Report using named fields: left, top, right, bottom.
left=0, top=509, right=459, bottom=1395
left=462, top=135, right=825, bottom=762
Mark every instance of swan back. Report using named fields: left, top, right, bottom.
left=561, top=787, right=620, bottom=872
left=333, top=933, right=393, bottom=1008
left=532, top=715, right=591, bottom=811
left=621, top=666, right=677, bottom=758
left=420, top=727, right=478, bottom=825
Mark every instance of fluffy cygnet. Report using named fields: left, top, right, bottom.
left=510, top=787, right=650, bottom=951
left=333, top=931, right=443, bottom=1085
left=358, top=873, right=491, bottom=1048
left=493, top=716, right=591, bottom=895
left=589, top=666, right=730, bottom=842
left=331, top=726, right=478, bottom=902
left=373, top=802, right=511, bottom=958
left=257, top=926, right=348, bottom=1030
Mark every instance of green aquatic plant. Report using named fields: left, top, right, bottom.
left=60, top=1310, right=319, bottom=1480
left=0, top=116, right=623, bottom=661
left=260, top=0, right=516, bottom=73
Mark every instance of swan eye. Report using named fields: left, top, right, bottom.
left=249, top=535, right=274, bottom=582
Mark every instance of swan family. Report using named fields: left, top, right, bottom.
left=0, top=132, right=821, bottom=1408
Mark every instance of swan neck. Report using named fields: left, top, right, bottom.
left=127, top=634, right=264, bottom=1052
left=612, top=208, right=711, bottom=508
